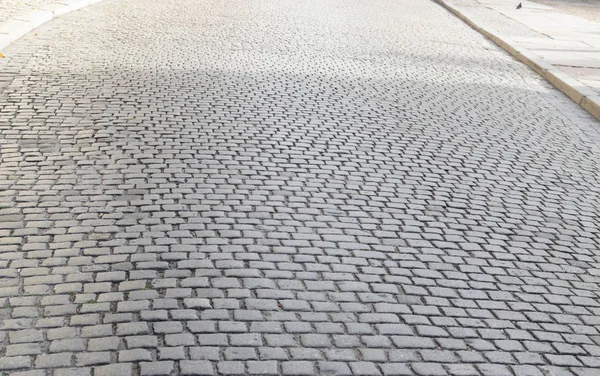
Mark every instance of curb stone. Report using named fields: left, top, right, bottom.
left=0, top=0, right=106, bottom=51
left=435, top=0, right=600, bottom=122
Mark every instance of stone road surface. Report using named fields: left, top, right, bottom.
left=1, top=0, right=600, bottom=375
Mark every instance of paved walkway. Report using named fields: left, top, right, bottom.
left=533, top=0, right=600, bottom=23
left=1, top=0, right=600, bottom=375
left=0, top=0, right=57, bottom=24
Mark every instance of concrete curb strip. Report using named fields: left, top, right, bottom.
left=436, top=0, right=600, bottom=122
left=0, top=0, right=105, bottom=50
left=581, top=95, right=600, bottom=120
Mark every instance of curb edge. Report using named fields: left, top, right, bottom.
left=435, top=0, right=600, bottom=122
left=0, top=0, right=106, bottom=51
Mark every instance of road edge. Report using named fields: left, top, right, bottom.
left=434, top=0, right=600, bottom=122
left=0, top=0, right=106, bottom=52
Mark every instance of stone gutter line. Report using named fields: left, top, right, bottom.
left=0, top=0, right=106, bottom=51
left=435, top=0, right=600, bottom=122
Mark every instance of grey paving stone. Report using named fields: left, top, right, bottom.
left=511, top=365, right=545, bottom=376
left=301, top=334, right=331, bottom=348
left=5, top=343, right=42, bottom=357
left=259, top=347, right=289, bottom=360
left=445, top=364, right=479, bottom=376
left=217, top=361, right=245, bottom=375
left=0, top=355, right=32, bottom=370
left=49, top=339, right=86, bottom=353
left=230, top=333, right=262, bottom=347
left=140, top=361, right=175, bottom=376
left=119, top=349, right=153, bottom=362
left=412, top=363, right=448, bottom=376
left=9, top=329, right=43, bottom=343
left=75, top=352, right=110, bottom=366
left=319, top=361, right=353, bottom=376
left=476, top=363, right=513, bottom=376
left=224, top=347, right=258, bottom=360
left=165, top=333, right=196, bottom=346
left=52, top=369, right=92, bottom=376
left=35, top=353, right=73, bottom=368
left=116, top=322, right=149, bottom=336
left=158, top=346, right=186, bottom=360
left=189, top=347, right=221, bottom=361
left=380, top=363, right=414, bottom=376
left=125, top=335, right=158, bottom=349
left=282, top=361, right=315, bottom=375
left=350, top=361, right=382, bottom=375
left=87, top=337, right=119, bottom=352
left=180, top=360, right=215, bottom=375
left=248, top=360, right=279, bottom=375
left=93, top=363, right=133, bottom=376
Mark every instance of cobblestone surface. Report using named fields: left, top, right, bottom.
left=1, top=0, right=600, bottom=375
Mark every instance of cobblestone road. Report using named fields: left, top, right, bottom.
left=0, top=0, right=57, bottom=24
left=1, top=0, right=600, bottom=375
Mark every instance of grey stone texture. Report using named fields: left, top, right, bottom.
left=1, top=0, right=600, bottom=375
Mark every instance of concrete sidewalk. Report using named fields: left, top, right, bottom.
left=0, top=0, right=104, bottom=51
left=437, top=0, right=600, bottom=120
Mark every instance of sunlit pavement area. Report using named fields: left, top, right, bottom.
left=1, top=0, right=600, bottom=375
